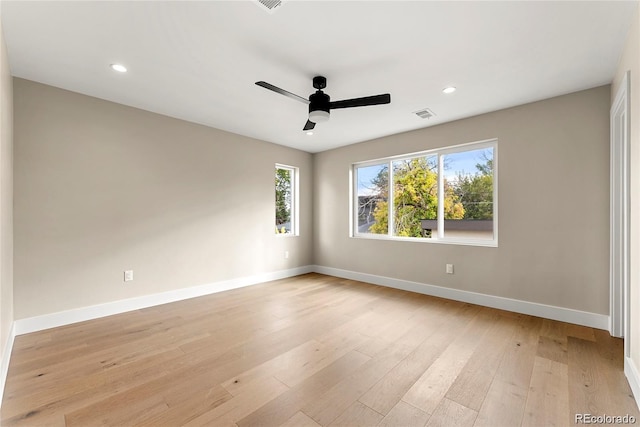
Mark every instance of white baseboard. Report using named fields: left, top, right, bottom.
left=0, top=322, right=15, bottom=404
left=625, top=357, right=640, bottom=411
left=11, top=264, right=610, bottom=335
left=14, top=266, right=314, bottom=335
left=312, top=265, right=609, bottom=330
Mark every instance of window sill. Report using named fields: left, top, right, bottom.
left=351, top=233, right=497, bottom=247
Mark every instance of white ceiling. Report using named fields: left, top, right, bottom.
left=1, top=1, right=637, bottom=153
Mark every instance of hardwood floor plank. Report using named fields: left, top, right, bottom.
left=355, top=299, right=451, bottom=358
left=425, top=398, right=477, bottom=427
left=539, top=319, right=568, bottom=342
left=183, top=376, right=289, bottom=427
left=359, top=303, right=480, bottom=416
left=568, top=336, right=640, bottom=420
left=301, top=339, right=417, bottom=426
left=378, top=401, right=430, bottom=427
left=220, top=339, right=324, bottom=395
left=472, top=315, right=541, bottom=427
left=568, top=336, right=612, bottom=417
left=401, top=308, right=495, bottom=414
left=235, top=350, right=371, bottom=427
left=522, top=356, right=569, bottom=427
left=281, top=411, right=322, bottom=427
left=328, top=401, right=384, bottom=427
left=10, top=331, right=51, bottom=352
left=135, top=384, right=235, bottom=427
left=594, top=335, right=640, bottom=419
left=566, top=323, right=596, bottom=342
left=63, top=371, right=232, bottom=426
left=593, top=329, right=624, bottom=369
left=222, top=328, right=368, bottom=395
left=498, top=316, right=541, bottom=383
left=473, top=379, right=527, bottom=427
left=536, top=334, right=568, bottom=364
left=64, top=393, right=170, bottom=427
left=445, top=313, right=518, bottom=411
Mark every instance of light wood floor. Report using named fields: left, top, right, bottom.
left=2, top=273, right=638, bottom=426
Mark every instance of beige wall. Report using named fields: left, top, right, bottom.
left=0, top=14, right=14, bottom=364
left=13, top=78, right=312, bottom=319
left=612, top=3, right=640, bottom=376
left=0, top=14, right=14, bottom=360
left=314, top=86, right=610, bottom=315
left=10, top=79, right=614, bottom=322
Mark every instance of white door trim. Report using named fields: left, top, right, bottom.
left=610, top=71, right=630, bottom=354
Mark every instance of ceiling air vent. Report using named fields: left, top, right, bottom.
left=414, top=108, right=436, bottom=119
left=255, top=0, right=283, bottom=13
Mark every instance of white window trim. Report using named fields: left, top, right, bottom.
left=275, top=163, right=299, bottom=237
left=351, top=139, right=498, bottom=247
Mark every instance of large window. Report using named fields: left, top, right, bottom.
left=353, top=140, right=496, bottom=245
left=275, top=164, right=298, bottom=235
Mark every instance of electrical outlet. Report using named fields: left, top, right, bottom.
left=124, top=270, right=134, bottom=282
left=284, top=251, right=289, bottom=259
left=446, top=264, right=454, bottom=274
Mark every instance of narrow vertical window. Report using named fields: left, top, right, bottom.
left=275, top=164, right=298, bottom=235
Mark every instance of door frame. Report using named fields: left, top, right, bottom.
left=610, top=70, right=630, bottom=357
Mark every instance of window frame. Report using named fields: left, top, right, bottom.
left=351, top=139, right=498, bottom=247
left=275, top=163, right=299, bottom=236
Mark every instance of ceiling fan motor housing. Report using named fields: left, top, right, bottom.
left=309, top=90, right=330, bottom=122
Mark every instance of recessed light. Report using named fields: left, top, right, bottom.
left=110, top=63, right=127, bottom=73
left=443, top=86, right=456, bottom=94
left=306, top=131, right=314, bottom=136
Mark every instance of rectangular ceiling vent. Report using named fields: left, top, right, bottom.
left=255, top=0, right=283, bottom=13
left=414, top=108, right=436, bottom=119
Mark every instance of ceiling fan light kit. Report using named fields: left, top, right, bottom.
left=309, top=110, right=329, bottom=123
left=255, top=75, right=390, bottom=132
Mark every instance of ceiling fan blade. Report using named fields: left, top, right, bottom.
left=303, top=120, right=316, bottom=131
left=330, top=93, right=391, bottom=110
left=255, top=81, right=309, bottom=104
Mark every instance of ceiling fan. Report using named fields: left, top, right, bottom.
left=255, top=76, right=391, bottom=131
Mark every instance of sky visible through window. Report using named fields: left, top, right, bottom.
left=357, top=164, right=386, bottom=196
left=444, top=147, right=492, bottom=180
left=357, top=148, right=492, bottom=195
